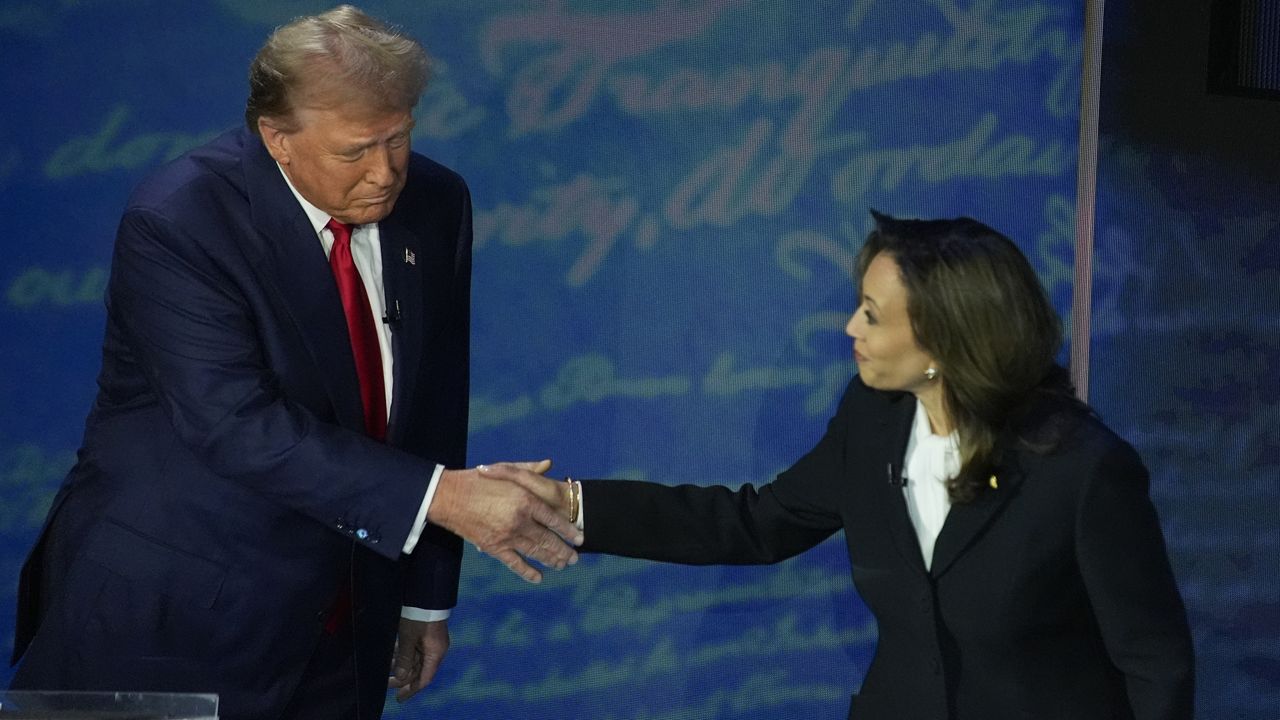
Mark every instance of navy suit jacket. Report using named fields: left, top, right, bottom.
left=10, top=127, right=472, bottom=719
left=580, top=375, right=1195, bottom=720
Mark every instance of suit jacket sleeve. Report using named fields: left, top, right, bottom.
left=579, top=378, right=865, bottom=564
left=1075, top=440, right=1195, bottom=719
left=108, top=205, right=434, bottom=563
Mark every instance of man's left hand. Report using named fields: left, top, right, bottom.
left=389, top=618, right=450, bottom=702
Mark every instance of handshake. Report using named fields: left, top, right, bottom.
left=425, top=460, right=580, bottom=583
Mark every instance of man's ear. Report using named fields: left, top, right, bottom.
left=258, top=118, right=291, bottom=165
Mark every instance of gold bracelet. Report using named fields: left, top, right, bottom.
left=565, top=477, right=580, bottom=524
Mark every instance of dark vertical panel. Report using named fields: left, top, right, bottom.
left=1097, top=1, right=1280, bottom=717
left=1210, top=0, right=1280, bottom=96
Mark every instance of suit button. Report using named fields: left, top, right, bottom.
left=335, top=517, right=346, bottom=530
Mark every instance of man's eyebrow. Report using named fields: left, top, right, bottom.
left=338, top=120, right=416, bottom=153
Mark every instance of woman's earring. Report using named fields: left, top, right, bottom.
left=924, top=367, right=938, bottom=381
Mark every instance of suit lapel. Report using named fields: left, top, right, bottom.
left=930, top=447, right=1027, bottom=579
left=377, top=215, right=426, bottom=447
left=870, top=396, right=928, bottom=574
left=238, top=130, right=365, bottom=433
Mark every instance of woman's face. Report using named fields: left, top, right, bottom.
left=845, top=252, right=939, bottom=396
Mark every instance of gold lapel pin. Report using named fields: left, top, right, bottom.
left=988, top=475, right=999, bottom=490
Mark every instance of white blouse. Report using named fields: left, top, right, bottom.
left=902, top=398, right=960, bottom=571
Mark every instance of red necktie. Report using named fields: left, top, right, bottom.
left=326, top=219, right=387, bottom=442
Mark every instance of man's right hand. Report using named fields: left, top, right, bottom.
left=427, top=460, right=581, bottom=583
left=476, top=462, right=573, bottom=519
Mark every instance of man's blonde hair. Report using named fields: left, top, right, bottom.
left=245, top=4, right=429, bottom=135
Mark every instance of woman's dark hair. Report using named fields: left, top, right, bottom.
left=857, top=211, right=1066, bottom=503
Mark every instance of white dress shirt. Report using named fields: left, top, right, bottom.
left=279, top=167, right=447, bottom=621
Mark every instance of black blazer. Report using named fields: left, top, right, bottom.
left=580, top=375, right=1194, bottom=720
left=10, top=127, right=472, bottom=720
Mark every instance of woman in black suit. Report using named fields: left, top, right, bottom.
left=484, top=212, right=1194, bottom=719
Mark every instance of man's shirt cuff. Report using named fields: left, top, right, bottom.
left=401, top=463, right=445, bottom=554
left=400, top=606, right=451, bottom=622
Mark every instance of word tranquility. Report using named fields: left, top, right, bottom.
left=482, top=0, right=1080, bottom=134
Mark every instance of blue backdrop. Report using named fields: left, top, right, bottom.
left=1, top=1, right=1272, bottom=718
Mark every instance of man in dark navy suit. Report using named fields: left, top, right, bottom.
left=8, top=6, right=579, bottom=719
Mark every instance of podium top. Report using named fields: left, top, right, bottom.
left=0, top=691, right=218, bottom=720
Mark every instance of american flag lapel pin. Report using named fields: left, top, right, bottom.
left=404, top=247, right=416, bottom=266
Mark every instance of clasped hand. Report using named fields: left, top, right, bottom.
left=428, top=459, right=578, bottom=583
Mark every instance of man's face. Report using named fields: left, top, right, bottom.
left=261, top=101, right=414, bottom=226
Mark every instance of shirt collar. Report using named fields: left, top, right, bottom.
left=276, top=163, right=346, bottom=235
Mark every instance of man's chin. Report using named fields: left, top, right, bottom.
left=338, top=200, right=397, bottom=225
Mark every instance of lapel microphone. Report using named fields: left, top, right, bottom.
left=887, top=462, right=908, bottom=488
left=381, top=299, right=402, bottom=325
